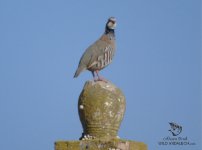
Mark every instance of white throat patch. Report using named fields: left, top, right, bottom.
left=107, top=22, right=116, bottom=29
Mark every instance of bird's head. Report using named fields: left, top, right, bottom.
left=106, top=17, right=117, bottom=30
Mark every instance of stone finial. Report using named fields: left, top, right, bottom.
left=78, top=80, right=126, bottom=140
left=55, top=80, right=148, bottom=150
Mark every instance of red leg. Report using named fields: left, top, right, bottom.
left=92, top=71, right=97, bottom=81
left=95, top=70, right=107, bottom=82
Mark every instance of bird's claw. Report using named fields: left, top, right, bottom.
left=94, top=77, right=107, bottom=83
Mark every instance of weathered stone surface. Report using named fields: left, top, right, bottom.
left=54, top=80, right=148, bottom=150
left=78, top=80, right=126, bottom=139
left=55, top=139, right=147, bottom=150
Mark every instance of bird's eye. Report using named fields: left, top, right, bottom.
left=110, top=20, right=115, bottom=24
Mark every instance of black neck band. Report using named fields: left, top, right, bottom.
left=105, top=25, right=115, bottom=34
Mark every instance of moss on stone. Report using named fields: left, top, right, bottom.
left=55, top=80, right=148, bottom=150
left=55, top=139, right=147, bottom=150
left=78, top=80, right=126, bottom=139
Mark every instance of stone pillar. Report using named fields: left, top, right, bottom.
left=55, top=81, right=147, bottom=150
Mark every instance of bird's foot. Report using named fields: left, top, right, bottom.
left=94, top=77, right=107, bottom=83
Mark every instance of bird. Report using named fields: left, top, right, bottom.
left=74, top=17, right=116, bottom=81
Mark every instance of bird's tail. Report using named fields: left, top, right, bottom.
left=73, top=66, right=86, bottom=78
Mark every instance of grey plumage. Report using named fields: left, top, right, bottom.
left=74, top=17, right=116, bottom=81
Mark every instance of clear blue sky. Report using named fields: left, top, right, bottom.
left=0, top=0, right=201, bottom=150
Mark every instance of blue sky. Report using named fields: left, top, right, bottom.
left=0, top=0, right=201, bottom=150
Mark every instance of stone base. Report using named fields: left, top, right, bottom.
left=55, top=139, right=147, bottom=150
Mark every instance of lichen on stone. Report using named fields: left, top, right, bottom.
left=78, top=80, right=126, bottom=139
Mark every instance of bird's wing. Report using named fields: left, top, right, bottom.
left=78, top=33, right=115, bottom=69
left=86, top=40, right=110, bottom=68
left=77, top=44, right=95, bottom=68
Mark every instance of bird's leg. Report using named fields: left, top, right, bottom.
left=95, top=70, right=107, bottom=82
left=92, top=71, right=97, bottom=81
